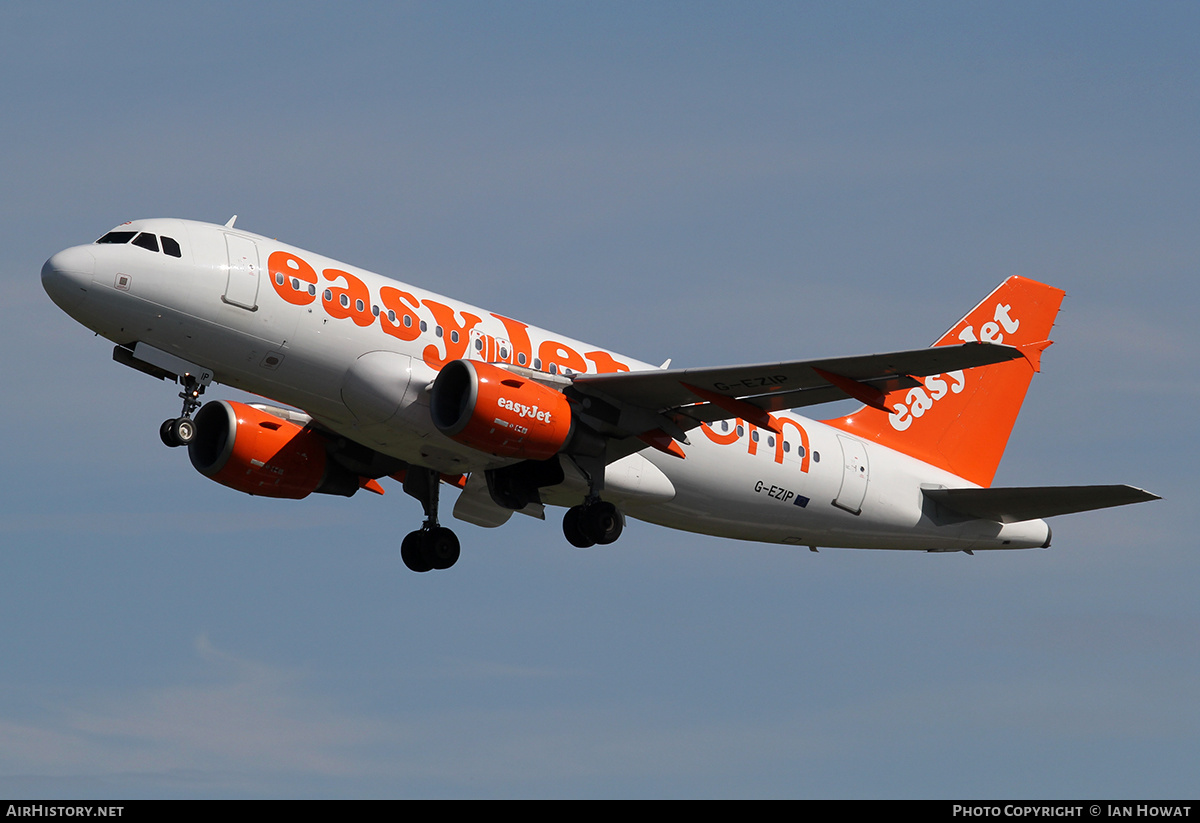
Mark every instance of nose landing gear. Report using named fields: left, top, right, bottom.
left=160, top=373, right=208, bottom=448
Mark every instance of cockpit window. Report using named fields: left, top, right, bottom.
left=132, top=232, right=159, bottom=252
left=96, top=229, right=182, bottom=257
left=96, top=231, right=136, bottom=244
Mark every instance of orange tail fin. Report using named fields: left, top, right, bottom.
left=824, top=276, right=1066, bottom=487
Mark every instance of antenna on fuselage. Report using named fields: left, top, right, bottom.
left=224, top=215, right=238, bottom=228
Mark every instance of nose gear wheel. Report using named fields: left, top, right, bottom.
left=159, top=374, right=207, bottom=448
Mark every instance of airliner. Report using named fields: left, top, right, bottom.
left=41, top=217, right=1158, bottom=572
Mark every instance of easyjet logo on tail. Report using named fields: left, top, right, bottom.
left=889, top=371, right=966, bottom=431
left=887, top=300, right=1022, bottom=433
left=957, top=302, right=1020, bottom=344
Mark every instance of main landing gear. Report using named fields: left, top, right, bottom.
left=159, top=374, right=206, bottom=448
left=562, top=499, right=625, bottom=549
left=400, top=527, right=460, bottom=573
left=559, top=456, right=626, bottom=549
left=400, top=467, right=461, bottom=572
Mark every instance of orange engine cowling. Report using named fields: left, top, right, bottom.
left=430, top=360, right=574, bottom=460
left=188, top=400, right=360, bottom=498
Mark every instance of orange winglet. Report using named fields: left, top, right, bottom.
left=681, top=382, right=782, bottom=433
left=811, top=367, right=893, bottom=413
left=638, top=429, right=687, bottom=459
left=1020, top=339, right=1053, bottom=373
left=360, top=478, right=386, bottom=495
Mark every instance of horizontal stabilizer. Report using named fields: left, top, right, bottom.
left=923, top=485, right=1160, bottom=524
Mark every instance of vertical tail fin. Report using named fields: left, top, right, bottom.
left=825, top=276, right=1066, bottom=487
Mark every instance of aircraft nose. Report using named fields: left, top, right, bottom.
left=42, top=246, right=95, bottom=312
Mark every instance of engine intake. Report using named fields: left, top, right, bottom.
left=188, top=400, right=360, bottom=498
left=430, top=360, right=575, bottom=460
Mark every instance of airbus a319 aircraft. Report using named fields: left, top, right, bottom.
left=42, top=217, right=1158, bottom=572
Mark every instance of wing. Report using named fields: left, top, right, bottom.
left=567, top=341, right=1024, bottom=454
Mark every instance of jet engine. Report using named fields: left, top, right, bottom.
left=188, top=400, right=362, bottom=498
left=430, top=360, right=576, bottom=460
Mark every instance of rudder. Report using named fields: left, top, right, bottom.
left=824, top=276, right=1066, bottom=487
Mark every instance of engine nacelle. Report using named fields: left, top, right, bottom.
left=430, top=360, right=575, bottom=460
left=188, top=400, right=360, bottom=498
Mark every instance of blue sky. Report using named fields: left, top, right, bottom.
left=2, top=2, right=1197, bottom=798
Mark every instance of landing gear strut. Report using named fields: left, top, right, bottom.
left=562, top=499, right=625, bottom=549
left=160, top=374, right=207, bottom=448
left=400, top=467, right=461, bottom=572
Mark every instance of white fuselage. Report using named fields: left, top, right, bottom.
left=42, top=218, right=1050, bottom=551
